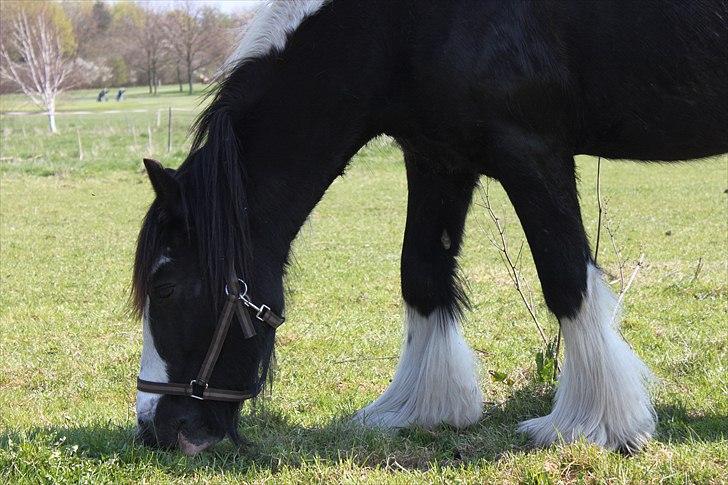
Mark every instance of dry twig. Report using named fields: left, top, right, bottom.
left=613, top=253, right=646, bottom=324
left=479, top=182, right=548, bottom=346
left=594, top=157, right=604, bottom=263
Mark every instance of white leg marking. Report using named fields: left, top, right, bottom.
left=354, top=305, right=483, bottom=429
left=136, top=298, right=168, bottom=422
left=519, top=264, right=656, bottom=450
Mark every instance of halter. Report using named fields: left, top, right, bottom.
left=136, top=277, right=284, bottom=402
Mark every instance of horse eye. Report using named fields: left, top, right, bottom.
left=153, top=283, right=175, bottom=299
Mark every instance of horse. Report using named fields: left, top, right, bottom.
left=130, top=0, right=728, bottom=455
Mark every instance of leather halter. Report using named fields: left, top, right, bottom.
left=136, top=277, right=284, bottom=402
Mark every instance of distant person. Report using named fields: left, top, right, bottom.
left=97, top=88, right=109, bottom=102
left=116, top=88, right=126, bottom=101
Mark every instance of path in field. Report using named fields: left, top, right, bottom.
left=1, top=108, right=195, bottom=116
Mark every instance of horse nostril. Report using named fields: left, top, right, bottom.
left=175, top=416, right=188, bottom=431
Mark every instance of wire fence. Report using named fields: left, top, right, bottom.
left=1, top=106, right=200, bottom=174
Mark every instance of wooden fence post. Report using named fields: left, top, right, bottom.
left=147, top=125, right=153, bottom=155
left=167, top=107, right=172, bottom=153
left=76, top=128, right=83, bottom=161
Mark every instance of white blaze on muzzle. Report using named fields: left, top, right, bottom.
left=136, top=298, right=169, bottom=423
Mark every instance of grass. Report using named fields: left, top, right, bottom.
left=1, top=86, right=726, bottom=483
left=0, top=84, right=208, bottom=113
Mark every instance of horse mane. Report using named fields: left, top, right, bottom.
left=189, top=92, right=253, bottom=308
left=131, top=66, right=255, bottom=314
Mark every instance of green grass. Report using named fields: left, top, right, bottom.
left=1, top=88, right=726, bottom=483
left=0, top=85, right=205, bottom=176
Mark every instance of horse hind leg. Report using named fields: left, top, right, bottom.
left=497, top=147, right=656, bottom=451
left=521, top=265, right=656, bottom=451
left=353, top=160, right=483, bottom=429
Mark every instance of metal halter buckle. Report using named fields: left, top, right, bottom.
left=189, top=379, right=208, bottom=400
left=255, top=304, right=271, bottom=321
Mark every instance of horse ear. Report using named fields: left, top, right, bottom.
left=143, top=158, right=182, bottom=215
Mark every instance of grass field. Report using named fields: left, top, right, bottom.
left=0, top=85, right=207, bottom=176
left=1, top=86, right=726, bottom=483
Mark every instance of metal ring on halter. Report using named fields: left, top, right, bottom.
left=224, top=278, right=248, bottom=299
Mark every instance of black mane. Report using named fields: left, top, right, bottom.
left=131, top=65, right=255, bottom=318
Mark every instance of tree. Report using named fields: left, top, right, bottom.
left=163, top=1, right=234, bottom=94
left=138, top=9, right=166, bottom=95
left=91, top=0, right=112, bottom=33
left=116, top=5, right=166, bottom=95
left=0, top=4, right=75, bottom=133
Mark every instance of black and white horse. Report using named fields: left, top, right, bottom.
left=131, top=0, right=728, bottom=455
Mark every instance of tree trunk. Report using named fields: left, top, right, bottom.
left=147, top=52, right=153, bottom=94
left=176, top=62, right=183, bottom=92
left=47, top=99, right=57, bottom=133
left=187, top=67, right=193, bottom=95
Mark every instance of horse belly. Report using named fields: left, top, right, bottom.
left=580, top=93, right=728, bottom=161
left=572, top=0, right=728, bottom=161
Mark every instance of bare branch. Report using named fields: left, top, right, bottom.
left=691, top=257, right=703, bottom=284
left=479, top=182, right=548, bottom=346
left=594, top=156, right=604, bottom=263
left=605, top=216, right=626, bottom=290
left=0, top=8, right=73, bottom=132
left=161, top=2, right=239, bottom=92
left=613, top=253, right=646, bottom=324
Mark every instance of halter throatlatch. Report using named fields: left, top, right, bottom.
left=136, top=276, right=284, bottom=402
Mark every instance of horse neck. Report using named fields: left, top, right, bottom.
left=241, top=98, right=372, bottom=288
left=238, top=7, right=398, bottom=274
left=234, top=4, right=396, bottom=288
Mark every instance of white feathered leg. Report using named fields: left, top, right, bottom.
left=354, top=305, right=483, bottom=429
left=519, top=265, right=656, bottom=451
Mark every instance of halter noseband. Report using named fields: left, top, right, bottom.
left=136, top=277, right=284, bottom=402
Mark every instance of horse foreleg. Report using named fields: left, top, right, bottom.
left=353, top=158, right=483, bottom=429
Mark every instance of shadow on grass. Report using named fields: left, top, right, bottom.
left=1, top=385, right=725, bottom=475
left=654, top=403, right=728, bottom=445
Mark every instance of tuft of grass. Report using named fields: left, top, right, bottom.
left=1, top=87, right=726, bottom=483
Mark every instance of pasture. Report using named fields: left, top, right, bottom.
left=1, top=86, right=726, bottom=483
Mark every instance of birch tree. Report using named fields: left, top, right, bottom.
left=0, top=9, right=74, bottom=133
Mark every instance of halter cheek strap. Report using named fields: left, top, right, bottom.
left=136, top=277, right=284, bottom=402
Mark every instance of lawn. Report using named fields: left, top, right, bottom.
left=1, top=87, right=726, bottom=483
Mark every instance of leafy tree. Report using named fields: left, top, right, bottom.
left=109, top=56, right=129, bottom=86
